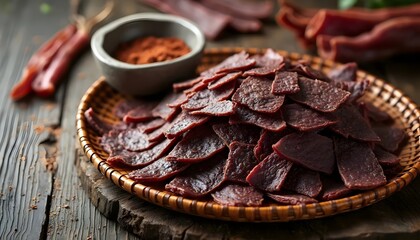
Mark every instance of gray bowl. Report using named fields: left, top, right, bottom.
left=91, top=13, right=205, bottom=96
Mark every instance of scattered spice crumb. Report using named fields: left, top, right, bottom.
left=30, top=204, right=38, bottom=210
left=8, top=186, right=13, bottom=191
left=62, top=204, right=70, bottom=209
left=86, top=235, right=92, bottom=240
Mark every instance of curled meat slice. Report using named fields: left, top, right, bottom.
left=128, top=157, right=189, bottom=183
left=189, top=100, right=236, bottom=116
left=273, top=132, right=335, bottom=174
left=290, top=77, right=350, bottom=113
left=283, top=165, right=322, bottom=198
left=118, top=128, right=158, bottom=152
left=229, top=105, right=286, bottom=132
left=165, top=151, right=227, bottom=198
left=373, top=125, right=406, bottom=152
left=164, top=112, right=210, bottom=139
left=224, top=142, right=261, bottom=183
left=212, top=123, right=261, bottom=146
left=246, top=152, right=293, bottom=192
left=166, top=125, right=225, bottom=163
left=282, top=103, right=337, bottom=131
left=267, top=192, right=318, bottom=204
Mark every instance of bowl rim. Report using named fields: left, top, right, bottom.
left=91, top=12, right=205, bottom=70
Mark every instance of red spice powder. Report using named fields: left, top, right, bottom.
left=114, top=36, right=191, bottom=64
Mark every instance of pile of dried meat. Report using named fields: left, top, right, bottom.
left=277, top=1, right=420, bottom=62
left=140, top=0, right=273, bottom=39
left=85, top=49, right=406, bottom=206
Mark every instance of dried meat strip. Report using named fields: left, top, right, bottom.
left=165, top=151, right=227, bottom=198
left=334, top=137, right=387, bottom=190
left=246, top=152, right=293, bottom=192
left=317, top=17, right=420, bottom=63
left=137, top=118, right=166, bottom=133
left=373, top=125, right=406, bottom=153
left=181, top=80, right=236, bottom=110
left=232, top=76, right=285, bottom=114
left=271, top=71, right=300, bottom=95
left=212, top=123, right=261, bottom=146
left=123, top=106, right=157, bottom=123
left=320, top=177, right=352, bottom=201
left=273, top=132, right=335, bottom=174
left=282, top=103, right=337, bottom=132
left=243, top=49, right=285, bottom=77
left=374, top=146, right=400, bottom=167
left=328, top=62, right=358, bottom=82
left=118, top=128, right=158, bottom=152
left=224, top=142, right=261, bottom=183
left=211, top=184, right=264, bottom=207
left=142, top=0, right=230, bottom=40
left=173, top=77, right=202, bottom=92
left=189, top=100, right=236, bottom=117
left=128, top=157, right=189, bottom=182
left=113, top=99, right=142, bottom=120
left=100, top=130, right=122, bottom=155
left=202, top=51, right=256, bottom=76
left=151, top=92, right=181, bottom=121
left=365, top=103, right=391, bottom=122
left=229, top=105, right=286, bottom=132
left=291, top=62, right=331, bottom=82
left=201, top=0, right=273, bottom=19
left=290, top=77, right=350, bottom=113
left=107, top=137, right=178, bottom=168
left=84, top=108, right=112, bottom=135
left=164, top=112, right=210, bottom=139
left=329, top=104, right=380, bottom=142
left=267, top=192, right=318, bottom=204
left=254, top=129, right=288, bottom=161
left=306, top=5, right=420, bottom=40
left=283, top=165, right=322, bottom=198
left=208, top=72, right=242, bottom=90
left=167, top=93, right=188, bottom=108
left=166, top=125, right=225, bottom=162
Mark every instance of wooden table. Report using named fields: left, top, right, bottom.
left=1, top=1, right=420, bottom=239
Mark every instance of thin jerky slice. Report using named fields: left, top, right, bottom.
left=254, top=129, right=287, bottom=161
left=211, top=184, right=264, bottom=207
left=113, top=99, right=142, bottom=119
left=173, top=77, right=202, bottom=92
left=183, top=80, right=209, bottom=96
left=282, top=103, right=337, bottom=131
left=166, top=125, right=225, bottom=162
left=107, top=137, right=178, bottom=168
left=137, top=118, right=166, bottom=133
left=151, top=92, right=181, bottom=121
left=292, top=62, right=331, bottom=82
left=148, top=121, right=172, bottom=142
left=328, top=62, right=358, bottom=82
left=181, top=80, right=236, bottom=110
left=320, top=177, right=352, bottom=201
left=267, top=192, right=318, bottom=204
left=374, top=146, right=401, bottom=167
left=128, top=157, right=189, bottom=183
left=165, top=152, right=227, bottom=198
left=123, top=106, right=156, bottom=123
left=273, top=132, right=335, bottom=174
left=208, top=72, right=242, bottom=90
left=168, top=93, right=188, bottom=108
left=246, top=152, right=293, bottom=192
left=330, top=104, right=380, bottom=142
left=211, top=51, right=256, bottom=74
left=189, top=100, right=236, bottom=116
left=232, top=76, right=285, bottom=114
left=201, top=72, right=227, bottom=84
left=229, top=105, right=286, bottom=132
left=334, top=137, right=387, bottom=190
left=165, top=112, right=210, bottom=139
left=271, top=71, right=300, bottom=94
left=84, top=108, right=111, bottom=135
left=365, top=103, right=391, bottom=122
left=100, top=130, right=122, bottom=155
left=373, top=125, right=406, bottom=152
left=283, top=165, right=322, bottom=198
left=224, top=142, right=261, bottom=183
left=290, top=77, right=350, bottom=112
left=212, top=123, right=261, bottom=146
left=118, top=128, right=158, bottom=152
left=243, top=49, right=285, bottom=77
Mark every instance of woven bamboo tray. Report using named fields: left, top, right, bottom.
left=76, top=48, right=420, bottom=222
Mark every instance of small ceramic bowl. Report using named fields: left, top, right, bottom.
left=91, top=13, right=205, bottom=96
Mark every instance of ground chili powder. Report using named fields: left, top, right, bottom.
left=114, top=36, right=191, bottom=64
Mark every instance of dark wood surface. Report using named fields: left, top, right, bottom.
left=0, top=0, right=419, bottom=239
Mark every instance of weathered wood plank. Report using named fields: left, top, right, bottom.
left=0, top=1, right=67, bottom=239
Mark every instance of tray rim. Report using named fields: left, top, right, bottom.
left=76, top=47, right=420, bottom=222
